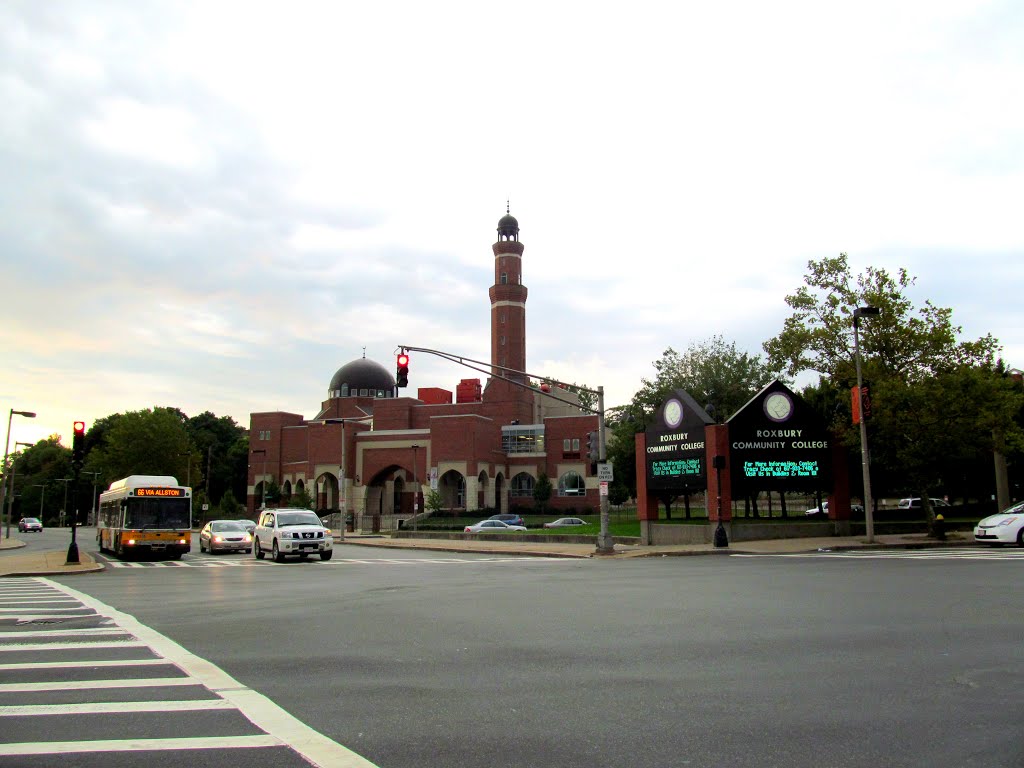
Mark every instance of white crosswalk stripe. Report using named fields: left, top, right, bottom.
left=735, top=547, right=1024, bottom=560
left=100, top=555, right=568, bottom=567
left=0, top=577, right=378, bottom=767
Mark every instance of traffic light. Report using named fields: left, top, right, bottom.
left=72, top=421, right=86, bottom=471
left=396, top=352, right=410, bottom=388
left=586, top=431, right=600, bottom=462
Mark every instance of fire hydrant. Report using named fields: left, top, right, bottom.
left=934, top=513, right=946, bottom=541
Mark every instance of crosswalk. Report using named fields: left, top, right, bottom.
left=101, top=555, right=569, bottom=568
left=735, top=547, right=1024, bottom=561
left=0, top=577, right=377, bottom=766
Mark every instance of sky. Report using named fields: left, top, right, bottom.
left=2, top=0, right=1022, bottom=448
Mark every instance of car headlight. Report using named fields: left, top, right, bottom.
left=243, top=534, right=252, bottom=542
left=998, top=517, right=1018, bottom=526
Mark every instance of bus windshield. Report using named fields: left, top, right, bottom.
left=124, top=498, right=190, bottom=530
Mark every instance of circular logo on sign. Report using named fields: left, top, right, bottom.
left=763, top=391, right=794, bottom=423
left=664, top=398, right=684, bottom=429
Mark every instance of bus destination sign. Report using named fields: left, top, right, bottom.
left=134, top=487, right=186, bottom=497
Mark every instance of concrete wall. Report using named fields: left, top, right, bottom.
left=649, top=520, right=851, bottom=545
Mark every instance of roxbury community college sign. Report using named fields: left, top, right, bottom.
left=645, top=389, right=714, bottom=494
left=727, top=380, right=833, bottom=496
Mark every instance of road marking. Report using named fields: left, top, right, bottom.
left=0, top=627, right=127, bottom=639
left=1, top=735, right=282, bottom=756
left=733, top=548, right=1024, bottom=560
left=0, top=606, right=95, bottom=612
left=98, top=555, right=571, bottom=568
left=0, top=699, right=235, bottom=716
left=0, top=658, right=169, bottom=671
left=0, top=677, right=197, bottom=693
left=0, top=640, right=147, bottom=652
left=44, top=578, right=381, bottom=767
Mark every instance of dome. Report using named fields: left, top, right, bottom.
left=328, top=358, right=396, bottom=397
left=497, top=213, right=519, bottom=238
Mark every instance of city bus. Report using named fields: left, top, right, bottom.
left=97, top=475, right=192, bottom=559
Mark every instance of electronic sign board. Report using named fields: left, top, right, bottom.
left=645, top=390, right=713, bottom=492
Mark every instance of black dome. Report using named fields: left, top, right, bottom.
left=328, top=358, right=395, bottom=395
left=497, top=213, right=519, bottom=237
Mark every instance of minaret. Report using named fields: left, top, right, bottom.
left=489, top=205, right=528, bottom=382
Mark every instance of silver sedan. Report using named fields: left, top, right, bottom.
left=199, top=520, right=253, bottom=554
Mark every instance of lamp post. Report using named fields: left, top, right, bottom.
left=57, top=478, right=73, bottom=528
left=88, top=471, right=101, bottom=526
left=411, top=444, right=420, bottom=532
left=33, top=483, right=45, bottom=520
left=4, top=442, right=33, bottom=537
left=1, top=409, right=36, bottom=542
left=322, top=417, right=373, bottom=540
left=854, top=305, right=881, bottom=542
left=178, top=453, right=192, bottom=487
left=251, top=449, right=267, bottom=510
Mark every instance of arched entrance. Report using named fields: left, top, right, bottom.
left=439, top=470, right=466, bottom=510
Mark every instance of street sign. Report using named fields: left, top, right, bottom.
left=430, top=467, right=438, bottom=490
left=597, top=463, right=613, bottom=482
left=599, top=481, right=609, bottom=496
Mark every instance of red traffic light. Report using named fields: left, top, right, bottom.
left=73, top=421, right=86, bottom=435
left=397, top=353, right=409, bottom=367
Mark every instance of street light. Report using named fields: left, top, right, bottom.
left=178, top=452, right=192, bottom=487
left=251, top=449, right=267, bottom=510
left=88, top=471, right=101, bottom=526
left=1, top=409, right=35, bottom=542
left=854, top=305, right=881, bottom=542
left=4, top=442, right=33, bottom=537
left=323, top=416, right=373, bottom=540
left=411, top=444, right=420, bottom=532
left=57, top=478, right=73, bottom=528
left=33, top=483, right=46, bottom=520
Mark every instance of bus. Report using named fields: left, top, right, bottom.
left=97, top=475, right=192, bottom=559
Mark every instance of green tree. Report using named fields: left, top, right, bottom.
left=609, top=338, right=774, bottom=500
left=533, top=472, right=553, bottom=513
left=764, top=254, right=1018, bottom=534
left=425, top=488, right=444, bottom=515
left=290, top=485, right=314, bottom=510
left=217, top=489, right=243, bottom=517
left=86, top=407, right=195, bottom=482
left=185, top=411, right=247, bottom=506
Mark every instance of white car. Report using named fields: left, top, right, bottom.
left=897, top=497, right=950, bottom=510
left=254, top=508, right=333, bottom=562
left=543, top=517, right=588, bottom=528
left=464, top=519, right=526, bottom=533
left=974, top=502, right=1024, bottom=547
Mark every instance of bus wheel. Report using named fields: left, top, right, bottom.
left=254, top=540, right=265, bottom=560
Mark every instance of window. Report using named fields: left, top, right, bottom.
left=510, top=472, right=535, bottom=497
left=501, top=273, right=508, bottom=284
left=572, top=438, right=580, bottom=451
left=500, top=336, right=506, bottom=346
left=558, top=471, right=586, bottom=497
left=258, top=430, right=271, bottom=441
left=563, top=438, right=571, bottom=451
left=502, top=425, right=545, bottom=454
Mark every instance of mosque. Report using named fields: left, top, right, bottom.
left=246, top=210, right=602, bottom=530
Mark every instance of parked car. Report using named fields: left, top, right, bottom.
left=489, top=513, right=525, bottom=527
left=804, top=502, right=864, bottom=516
left=199, top=520, right=253, bottom=554
left=18, top=517, right=43, bottom=533
left=254, top=508, right=333, bottom=562
left=897, top=498, right=951, bottom=510
left=543, top=517, right=588, bottom=528
left=974, top=502, right=1024, bottom=546
left=234, top=519, right=256, bottom=535
left=464, top=519, right=526, bottom=533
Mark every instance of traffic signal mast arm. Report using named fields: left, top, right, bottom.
left=397, top=343, right=612, bottom=553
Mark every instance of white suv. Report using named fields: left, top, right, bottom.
left=254, top=508, right=334, bottom=562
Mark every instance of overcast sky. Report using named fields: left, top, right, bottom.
left=2, top=0, right=1021, bottom=447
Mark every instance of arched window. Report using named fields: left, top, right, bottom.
left=500, top=272, right=508, bottom=284
left=510, top=472, right=535, bottom=498
left=558, top=471, right=586, bottom=497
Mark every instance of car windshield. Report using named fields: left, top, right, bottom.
left=23, top=518, right=40, bottom=524
left=278, top=512, right=321, bottom=527
left=211, top=521, right=244, bottom=532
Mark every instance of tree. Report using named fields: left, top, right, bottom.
left=83, top=408, right=195, bottom=484
left=290, top=485, right=314, bottom=511
left=609, top=337, right=774, bottom=500
left=533, top=472, right=553, bottom=513
left=425, top=488, right=444, bottom=515
left=764, top=254, right=1018, bottom=534
left=218, top=489, right=243, bottom=517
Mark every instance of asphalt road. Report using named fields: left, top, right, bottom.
left=5, top=529, right=1024, bottom=767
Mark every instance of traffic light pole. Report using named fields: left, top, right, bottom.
left=397, top=345, right=615, bottom=554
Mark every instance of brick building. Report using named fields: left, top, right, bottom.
left=247, top=210, right=601, bottom=529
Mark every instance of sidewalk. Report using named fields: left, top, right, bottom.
left=0, top=537, right=102, bottom=577
left=0, top=530, right=977, bottom=578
